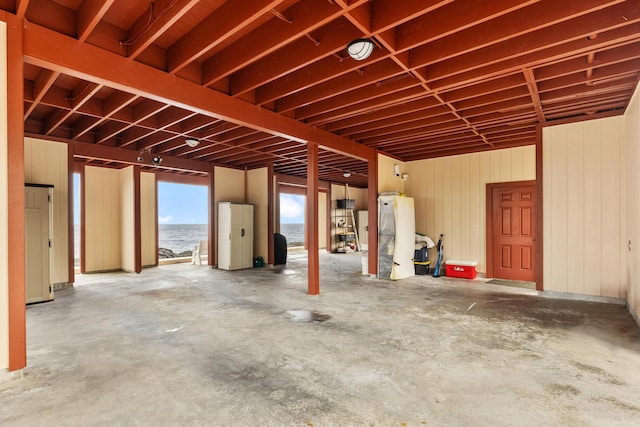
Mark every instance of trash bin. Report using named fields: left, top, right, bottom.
left=274, top=233, right=287, bottom=265
left=361, top=253, right=368, bottom=275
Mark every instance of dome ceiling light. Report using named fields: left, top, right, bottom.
left=185, top=137, right=200, bottom=148
left=347, top=38, right=374, bottom=61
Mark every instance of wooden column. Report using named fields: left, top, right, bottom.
left=367, top=153, right=378, bottom=277
left=535, top=124, right=544, bottom=291
left=133, top=165, right=142, bottom=273
left=6, top=13, right=26, bottom=371
left=208, top=163, right=215, bottom=268
left=306, top=143, right=320, bottom=295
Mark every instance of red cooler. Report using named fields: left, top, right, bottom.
left=445, top=260, right=477, bottom=279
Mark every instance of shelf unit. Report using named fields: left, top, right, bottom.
left=334, top=199, right=357, bottom=253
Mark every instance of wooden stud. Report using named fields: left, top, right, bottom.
left=307, top=143, right=320, bottom=295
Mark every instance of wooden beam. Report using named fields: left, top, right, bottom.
left=16, top=0, right=30, bottom=18
left=153, top=170, right=208, bottom=185
left=167, top=0, right=284, bottom=74
left=22, top=23, right=376, bottom=162
left=24, top=69, right=59, bottom=119
left=422, top=2, right=639, bottom=82
left=202, top=0, right=343, bottom=86
left=126, top=0, right=199, bottom=60
left=77, top=0, right=116, bottom=42
left=306, top=143, right=320, bottom=295
left=72, top=91, right=139, bottom=139
left=45, top=82, right=101, bottom=135
left=74, top=141, right=211, bottom=173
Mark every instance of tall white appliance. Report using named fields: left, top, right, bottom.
left=378, top=195, right=415, bottom=280
left=218, top=202, right=254, bottom=270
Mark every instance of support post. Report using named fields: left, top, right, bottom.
left=5, top=14, right=26, bottom=371
left=306, top=143, right=320, bottom=295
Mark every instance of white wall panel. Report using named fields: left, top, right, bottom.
left=140, top=172, right=156, bottom=267
left=543, top=117, right=626, bottom=298
left=24, top=137, right=68, bottom=285
left=378, top=154, right=405, bottom=194
left=405, top=146, right=536, bottom=273
left=247, top=168, right=268, bottom=261
left=214, top=166, right=246, bottom=265
left=85, top=166, right=121, bottom=272
left=625, top=84, right=640, bottom=317
left=120, top=167, right=134, bottom=272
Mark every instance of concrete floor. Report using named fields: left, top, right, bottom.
left=2, top=252, right=640, bottom=426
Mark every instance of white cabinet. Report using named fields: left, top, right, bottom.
left=218, top=202, right=254, bottom=270
left=25, top=185, right=54, bottom=303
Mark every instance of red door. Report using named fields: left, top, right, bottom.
left=491, top=184, right=536, bottom=281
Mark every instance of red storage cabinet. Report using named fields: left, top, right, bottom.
left=445, top=260, right=477, bottom=279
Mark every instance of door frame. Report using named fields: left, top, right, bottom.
left=485, top=180, right=538, bottom=284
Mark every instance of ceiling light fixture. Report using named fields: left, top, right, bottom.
left=185, top=137, right=199, bottom=148
left=343, top=172, right=351, bottom=178
left=152, top=156, right=163, bottom=166
left=137, top=148, right=150, bottom=162
left=347, top=38, right=374, bottom=61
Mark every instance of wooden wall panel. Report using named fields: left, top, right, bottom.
left=140, top=172, right=156, bottom=267
left=213, top=166, right=246, bottom=266
left=84, top=166, right=121, bottom=272
left=377, top=154, right=405, bottom=194
left=543, top=117, right=627, bottom=298
left=247, top=167, right=269, bottom=261
left=318, top=192, right=327, bottom=249
left=625, top=83, right=640, bottom=317
left=405, top=146, right=536, bottom=273
left=566, top=126, right=585, bottom=295
left=24, top=137, right=68, bottom=285
left=120, top=167, right=134, bottom=272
